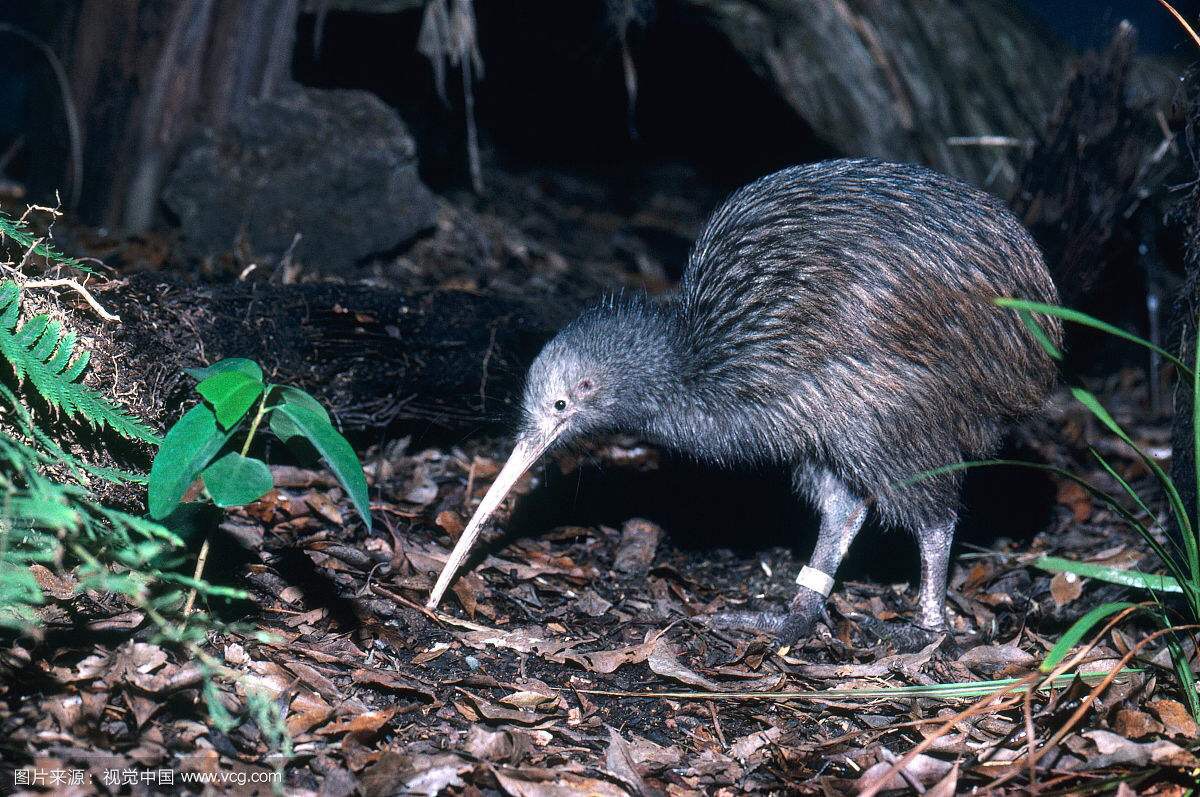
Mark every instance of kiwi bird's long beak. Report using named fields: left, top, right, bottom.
left=425, top=430, right=557, bottom=609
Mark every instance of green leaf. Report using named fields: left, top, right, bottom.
left=1016, top=308, right=1063, bottom=360
left=186, top=358, right=264, bottom=382
left=203, top=678, right=237, bottom=733
left=1035, top=556, right=1182, bottom=594
left=1070, top=386, right=1200, bottom=599
left=0, top=281, right=159, bottom=443
left=996, top=297, right=1193, bottom=378
left=273, top=404, right=371, bottom=530
left=1041, top=601, right=1138, bottom=673
left=156, top=570, right=252, bottom=600
left=196, top=371, right=264, bottom=430
left=148, top=404, right=236, bottom=519
left=268, top=386, right=330, bottom=442
left=201, top=452, right=273, bottom=508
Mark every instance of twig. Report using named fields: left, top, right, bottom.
left=183, top=392, right=271, bottom=616
left=857, top=603, right=1144, bottom=797
left=182, top=537, right=211, bottom=617
left=22, top=278, right=122, bottom=322
left=708, top=700, right=727, bottom=749
left=982, top=623, right=1200, bottom=792
left=478, top=323, right=499, bottom=407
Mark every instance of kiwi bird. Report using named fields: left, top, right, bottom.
left=426, top=158, right=1061, bottom=645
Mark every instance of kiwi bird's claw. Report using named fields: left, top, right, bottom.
left=859, top=616, right=954, bottom=654
left=706, top=609, right=820, bottom=647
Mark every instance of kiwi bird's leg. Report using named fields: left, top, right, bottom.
left=914, top=516, right=955, bottom=631
left=710, top=468, right=866, bottom=647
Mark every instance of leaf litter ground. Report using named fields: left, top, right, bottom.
left=4, top=373, right=1200, bottom=795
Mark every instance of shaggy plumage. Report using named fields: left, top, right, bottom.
left=516, top=158, right=1061, bottom=642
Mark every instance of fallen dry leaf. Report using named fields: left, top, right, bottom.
left=436, top=509, right=466, bottom=539
left=1147, top=699, right=1200, bottom=739
left=613, top=517, right=663, bottom=576
left=493, top=768, right=630, bottom=797
left=857, top=751, right=954, bottom=792
left=318, top=708, right=398, bottom=737
left=1111, top=708, right=1162, bottom=740
left=604, top=727, right=647, bottom=795
left=1050, top=571, right=1084, bottom=607
left=1057, top=479, right=1092, bottom=522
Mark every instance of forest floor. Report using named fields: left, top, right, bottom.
left=4, top=166, right=1200, bottom=795
left=4, top=376, right=1200, bottom=795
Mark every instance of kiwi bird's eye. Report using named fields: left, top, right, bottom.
left=554, top=399, right=567, bottom=412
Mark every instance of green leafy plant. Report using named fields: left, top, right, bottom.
left=0, top=280, right=157, bottom=444
left=149, top=357, right=369, bottom=524
left=148, top=357, right=370, bottom=607
left=992, top=298, right=1200, bottom=719
left=0, top=208, right=292, bottom=762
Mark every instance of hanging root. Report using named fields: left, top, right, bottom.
left=418, top=0, right=485, bottom=192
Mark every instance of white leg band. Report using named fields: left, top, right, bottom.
left=795, top=565, right=835, bottom=597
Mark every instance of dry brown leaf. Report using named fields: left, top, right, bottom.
left=1148, top=699, right=1200, bottom=739
left=305, top=491, right=345, bottom=525
left=574, top=590, right=614, bottom=617
left=605, top=727, right=647, bottom=795
left=283, top=660, right=341, bottom=702
left=493, top=768, right=630, bottom=797
left=564, top=632, right=664, bottom=674
left=499, top=690, right=559, bottom=711
left=1056, top=479, right=1092, bottom=522
left=360, top=751, right=470, bottom=797
left=464, top=726, right=526, bottom=763
left=1112, top=708, right=1162, bottom=739
left=1083, top=729, right=1200, bottom=769
left=728, top=727, right=782, bottom=761
left=647, top=639, right=722, bottom=691
left=286, top=690, right=333, bottom=736
left=412, top=642, right=452, bottom=666
left=857, top=752, right=953, bottom=792
left=926, top=763, right=959, bottom=797
left=436, top=509, right=466, bottom=539
left=125, top=692, right=160, bottom=728
left=451, top=571, right=486, bottom=618
left=458, top=691, right=553, bottom=725
left=1050, top=571, right=1084, bottom=607
left=351, top=668, right=435, bottom=700
left=318, top=707, right=398, bottom=737
left=956, top=644, right=1035, bottom=675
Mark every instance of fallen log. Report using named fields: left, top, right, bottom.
left=72, top=273, right=567, bottom=436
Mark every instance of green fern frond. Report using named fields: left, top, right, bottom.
left=0, top=212, right=93, bottom=275
left=0, top=281, right=159, bottom=444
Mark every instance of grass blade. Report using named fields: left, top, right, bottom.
left=1035, top=556, right=1182, bottom=594
left=1041, top=601, right=1138, bottom=673
left=996, top=297, right=1193, bottom=378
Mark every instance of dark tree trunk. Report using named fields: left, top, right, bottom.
left=1170, top=67, right=1200, bottom=538
left=679, top=0, right=1070, bottom=195
left=1009, top=23, right=1167, bottom=307
left=61, top=0, right=299, bottom=231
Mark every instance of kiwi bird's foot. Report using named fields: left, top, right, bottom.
left=707, top=588, right=831, bottom=648
left=858, top=616, right=957, bottom=655
left=706, top=608, right=821, bottom=648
